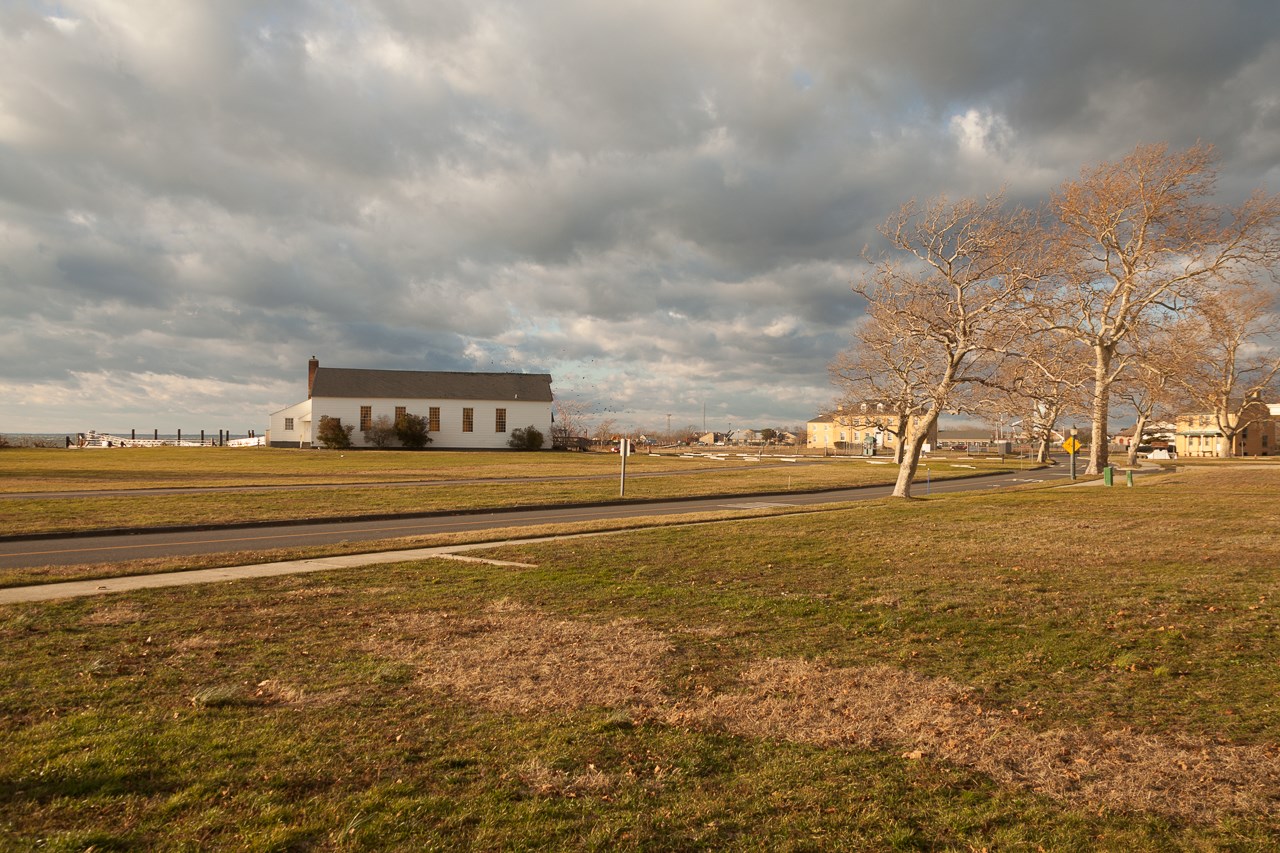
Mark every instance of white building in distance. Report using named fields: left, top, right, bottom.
left=269, top=357, right=554, bottom=449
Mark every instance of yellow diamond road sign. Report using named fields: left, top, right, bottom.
left=1062, top=436, right=1081, bottom=454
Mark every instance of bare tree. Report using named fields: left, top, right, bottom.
left=1114, top=366, right=1178, bottom=467
left=592, top=417, right=618, bottom=445
left=830, top=314, right=940, bottom=463
left=551, top=399, right=591, bottom=449
left=1169, top=279, right=1280, bottom=457
left=363, top=414, right=397, bottom=448
left=1108, top=319, right=1184, bottom=467
left=857, top=194, right=1046, bottom=497
left=1044, top=143, right=1280, bottom=473
left=977, top=332, right=1091, bottom=463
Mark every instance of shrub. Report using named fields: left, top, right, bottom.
left=316, top=416, right=353, bottom=449
left=395, top=413, right=432, bottom=450
left=508, top=425, right=545, bottom=451
left=363, top=414, right=397, bottom=448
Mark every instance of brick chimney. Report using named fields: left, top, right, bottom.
left=308, top=356, right=319, bottom=398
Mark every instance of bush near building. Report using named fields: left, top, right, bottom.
left=508, top=425, right=545, bottom=451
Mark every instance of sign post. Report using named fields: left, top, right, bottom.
left=1063, top=433, right=1081, bottom=480
left=619, top=438, right=631, bottom=496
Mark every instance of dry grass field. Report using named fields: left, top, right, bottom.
left=3, top=463, right=1277, bottom=848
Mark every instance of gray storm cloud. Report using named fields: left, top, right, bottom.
left=1, top=0, right=1277, bottom=433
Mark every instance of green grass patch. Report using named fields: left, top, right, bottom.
left=2, top=465, right=1279, bottom=847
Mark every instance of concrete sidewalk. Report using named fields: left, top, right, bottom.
left=0, top=532, right=618, bottom=605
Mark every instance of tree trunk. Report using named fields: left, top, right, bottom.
left=893, top=415, right=908, bottom=464
left=892, top=441, right=921, bottom=497
left=1211, top=408, right=1236, bottom=458
left=1034, top=404, right=1059, bottom=464
left=1219, top=429, right=1238, bottom=458
left=1125, top=413, right=1148, bottom=468
left=892, top=411, right=940, bottom=498
left=1087, top=343, right=1112, bottom=475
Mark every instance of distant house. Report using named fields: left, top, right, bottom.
left=935, top=429, right=1006, bottom=453
left=807, top=403, right=938, bottom=453
left=268, top=357, right=554, bottom=450
left=746, top=428, right=793, bottom=446
left=1174, top=396, right=1275, bottom=457
left=1114, top=421, right=1176, bottom=450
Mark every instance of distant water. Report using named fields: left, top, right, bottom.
left=2, top=433, right=69, bottom=447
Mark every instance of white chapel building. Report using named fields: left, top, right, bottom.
left=268, top=357, right=554, bottom=449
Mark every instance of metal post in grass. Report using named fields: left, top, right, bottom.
left=619, top=438, right=630, bottom=496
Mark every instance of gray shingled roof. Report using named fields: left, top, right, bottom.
left=310, top=368, right=553, bottom=402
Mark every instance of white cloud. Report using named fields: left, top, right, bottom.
left=950, top=108, right=1013, bottom=158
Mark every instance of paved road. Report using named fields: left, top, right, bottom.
left=0, top=460, right=822, bottom=500
left=0, top=466, right=1080, bottom=570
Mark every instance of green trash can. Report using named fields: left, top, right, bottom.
left=1103, top=465, right=1113, bottom=487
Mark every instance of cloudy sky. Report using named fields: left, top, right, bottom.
left=2, top=1, right=1278, bottom=436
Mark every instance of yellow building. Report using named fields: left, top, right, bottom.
left=1174, top=398, right=1275, bottom=457
left=807, top=403, right=938, bottom=454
